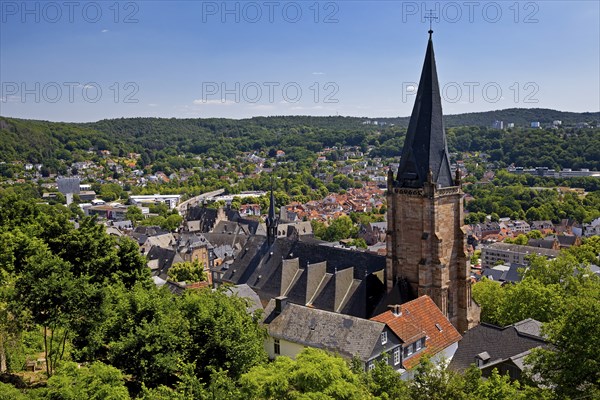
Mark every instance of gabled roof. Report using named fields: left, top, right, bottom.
left=223, top=284, right=264, bottom=314
left=142, top=233, right=176, bottom=250
left=481, top=263, right=523, bottom=283
left=146, top=245, right=183, bottom=278
left=371, top=295, right=461, bottom=369
left=513, top=318, right=543, bottom=337
left=480, top=349, right=535, bottom=374
left=212, top=220, right=251, bottom=236
left=264, top=300, right=386, bottom=362
left=220, top=236, right=388, bottom=318
left=448, top=319, right=547, bottom=372
left=527, top=238, right=558, bottom=249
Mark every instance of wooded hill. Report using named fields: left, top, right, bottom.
left=1, top=109, right=599, bottom=171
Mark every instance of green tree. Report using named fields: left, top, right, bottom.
left=472, top=277, right=505, bottom=325
left=409, top=357, right=470, bottom=400
left=96, top=283, right=190, bottom=389
left=0, top=382, right=30, bottom=400
left=178, top=287, right=267, bottom=381
left=364, top=359, right=411, bottom=400
left=239, top=348, right=369, bottom=400
left=12, top=244, right=86, bottom=376
left=163, top=214, right=183, bottom=231
left=473, top=369, right=525, bottom=400
left=347, top=238, right=368, bottom=249
left=126, top=205, right=144, bottom=223
left=470, top=250, right=481, bottom=265
left=526, top=230, right=543, bottom=239
left=168, top=260, right=207, bottom=283
left=317, top=215, right=357, bottom=242
left=44, top=361, right=130, bottom=400
left=505, top=234, right=528, bottom=245
left=527, top=281, right=600, bottom=399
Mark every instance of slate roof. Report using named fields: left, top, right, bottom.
left=146, top=246, right=184, bottom=279
left=212, top=220, right=251, bottom=236
left=176, top=232, right=212, bottom=250
left=143, top=233, right=176, bottom=250
left=531, top=220, right=554, bottom=231
left=223, top=284, right=264, bottom=314
left=236, top=217, right=262, bottom=235
left=133, top=225, right=169, bottom=237
left=553, top=234, right=578, bottom=247
left=448, top=319, right=547, bottom=372
left=277, top=221, right=313, bottom=237
left=483, top=242, right=561, bottom=258
left=481, top=263, right=523, bottom=283
left=131, top=225, right=169, bottom=245
left=186, top=206, right=233, bottom=232
left=371, top=295, right=462, bottom=369
left=395, top=32, right=454, bottom=189
left=372, top=278, right=416, bottom=316
left=220, top=236, right=389, bottom=318
left=264, top=300, right=386, bottom=361
left=527, top=239, right=557, bottom=249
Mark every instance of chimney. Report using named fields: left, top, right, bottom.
left=275, top=296, right=288, bottom=314
left=388, top=304, right=402, bottom=317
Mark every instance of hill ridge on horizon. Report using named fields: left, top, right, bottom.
left=1, top=108, right=599, bottom=172
left=1, top=107, right=598, bottom=126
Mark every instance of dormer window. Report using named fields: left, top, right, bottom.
left=476, top=351, right=491, bottom=367
left=381, top=331, right=387, bottom=345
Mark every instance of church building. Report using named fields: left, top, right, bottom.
left=206, top=29, right=479, bottom=334
left=386, top=29, right=480, bottom=333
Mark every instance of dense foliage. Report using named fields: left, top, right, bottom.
left=1, top=111, right=598, bottom=171
left=0, top=196, right=266, bottom=397
left=473, top=237, right=600, bottom=399
left=464, top=172, right=600, bottom=223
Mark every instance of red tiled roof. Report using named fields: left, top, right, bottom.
left=186, top=281, right=210, bottom=290
left=371, top=295, right=462, bottom=369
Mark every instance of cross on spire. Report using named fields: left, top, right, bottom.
left=425, top=9, right=438, bottom=35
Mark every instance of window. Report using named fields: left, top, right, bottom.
left=381, top=331, right=387, bottom=345
left=404, top=345, right=414, bottom=357
left=368, top=361, right=376, bottom=371
left=274, top=338, right=280, bottom=355
left=393, top=348, right=400, bottom=365
left=416, top=339, right=423, bottom=351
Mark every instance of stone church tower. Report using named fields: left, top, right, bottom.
left=266, top=182, right=279, bottom=246
left=386, top=30, right=480, bottom=333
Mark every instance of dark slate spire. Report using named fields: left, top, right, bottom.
left=395, top=31, right=454, bottom=189
left=266, top=178, right=279, bottom=245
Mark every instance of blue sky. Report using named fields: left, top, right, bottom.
left=1, top=0, right=599, bottom=122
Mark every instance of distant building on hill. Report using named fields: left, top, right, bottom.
left=57, top=177, right=80, bottom=195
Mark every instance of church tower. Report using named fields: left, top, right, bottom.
left=266, top=181, right=279, bottom=246
left=386, top=30, right=479, bottom=333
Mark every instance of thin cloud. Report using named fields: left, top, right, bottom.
left=101, top=29, right=109, bottom=33
left=192, top=99, right=234, bottom=105
left=247, top=104, right=275, bottom=111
